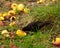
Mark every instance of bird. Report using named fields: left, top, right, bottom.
left=22, top=20, right=52, bottom=33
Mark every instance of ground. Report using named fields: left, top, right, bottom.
left=0, top=0, right=60, bottom=48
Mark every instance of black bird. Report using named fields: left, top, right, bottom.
left=22, top=21, right=52, bottom=32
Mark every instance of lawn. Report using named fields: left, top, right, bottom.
left=0, top=0, right=60, bottom=48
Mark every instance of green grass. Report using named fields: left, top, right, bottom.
left=30, top=4, right=60, bottom=21
left=0, top=31, right=55, bottom=48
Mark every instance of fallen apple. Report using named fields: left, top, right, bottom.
left=0, top=17, right=4, bottom=21
left=37, top=0, right=44, bottom=4
left=56, top=38, right=60, bottom=43
left=10, top=16, right=16, bottom=21
left=18, top=4, right=25, bottom=11
left=1, top=45, right=5, bottom=48
left=0, top=21, right=5, bottom=26
left=4, top=34, right=10, bottom=37
left=9, top=43, right=14, bottom=48
left=54, top=41, right=60, bottom=47
left=16, top=29, right=27, bottom=37
left=24, top=8, right=30, bottom=13
left=10, top=35, right=15, bottom=39
left=10, top=32, right=15, bottom=35
left=4, top=16, right=11, bottom=20
left=11, top=3, right=18, bottom=10
left=8, top=10, right=16, bottom=15
left=0, top=13, right=3, bottom=17
left=12, top=45, right=17, bottom=48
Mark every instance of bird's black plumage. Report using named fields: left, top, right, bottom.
left=22, top=21, right=52, bottom=32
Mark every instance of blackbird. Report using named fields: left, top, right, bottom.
left=22, top=21, right=52, bottom=32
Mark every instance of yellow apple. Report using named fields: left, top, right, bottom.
left=3, top=12, right=11, bottom=17
left=11, top=3, right=18, bottom=10
left=4, top=34, right=10, bottom=37
left=9, top=21, right=16, bottom=26
left=0, top=17, right=4, bottom=21
left=18, top=4, right=25, bottom=11
left=16, top=29, right=26, bottom=37
left=52, top=0, right=55, bottom=2
left=1, top=30, right=8, bottom=35
left=37, top=0, right=45, bottom=4
left=56, top=38, right=60, bottom=43
left=24, top=8, right=30, bottom=13
left=10, top=16, right=16, bottom=21
left=8, top=10, right=16, bottom=15
left=0, top=13, right=3, bottom=17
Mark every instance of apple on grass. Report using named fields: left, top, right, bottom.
left=0, top=21, right=5, bottom=26
left=54, top=41, right=60, bottom=48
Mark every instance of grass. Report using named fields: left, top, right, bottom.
left=30, top=4, right=59, bottom=21
left=0, top=31, right=55, bottom=48
left=0, top=0, right=60, bottom=48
